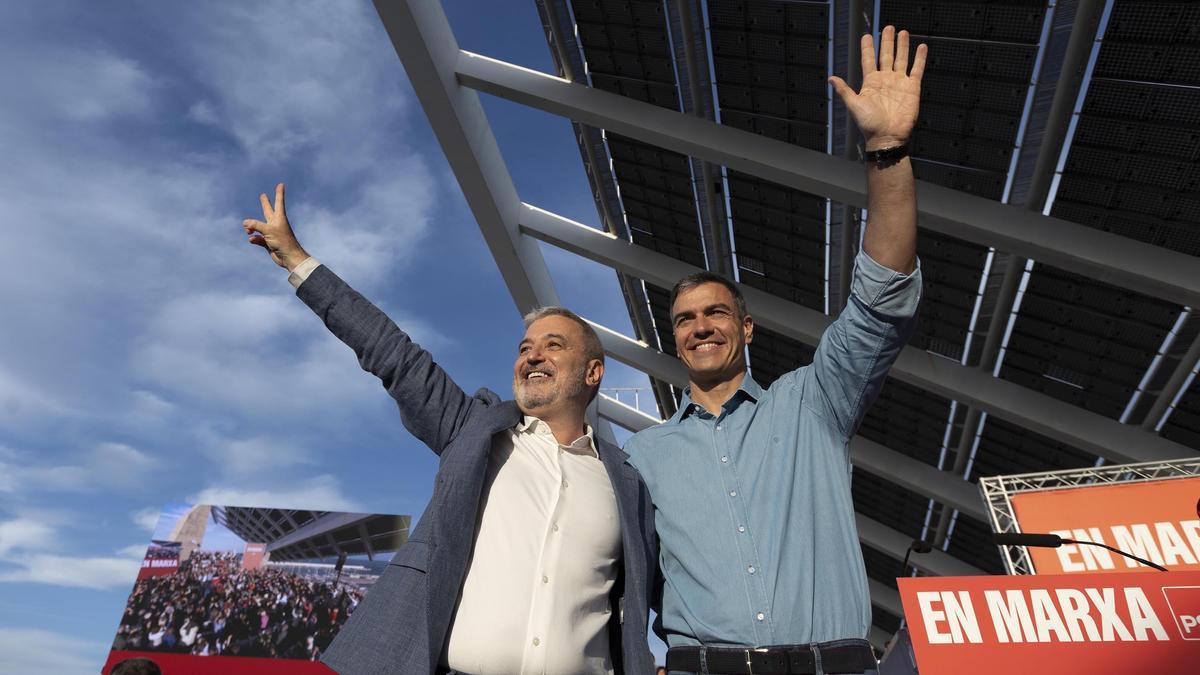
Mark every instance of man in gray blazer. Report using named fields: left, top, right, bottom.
left=243, top=184, right=657, bottom=675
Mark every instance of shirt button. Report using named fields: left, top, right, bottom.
left=737, top=525, right=746, bottom=533
left=542, top=575, right=549, bottom=584
left=562, top=480, right=569, bottom=488
left=748, top=566, right=756, bottom=574
left=532, top=637, right=541, bottom=646
left=720, top=455, right=728, bottom=463
left=729, top=490, right=737, bottom=497
left=552, top=523, right=559, bottom=532
left=756, top=612, right=765, bottom=621
left=716, top=424, right=722, bottom=431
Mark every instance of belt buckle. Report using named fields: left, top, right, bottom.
left=745, top=647, right=768, bottom=675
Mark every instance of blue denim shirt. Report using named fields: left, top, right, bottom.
left=626, top=250, right=921, bottom=648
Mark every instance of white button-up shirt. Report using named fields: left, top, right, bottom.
left=444, top=416, right=621, bottom=675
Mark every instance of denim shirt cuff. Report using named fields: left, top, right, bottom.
left=851, top=249, right=922, bottom=318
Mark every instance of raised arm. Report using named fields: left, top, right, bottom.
left=829, top=26, right=926, bottom=274
left=800, top=28, right=926, bottom=441
left=243, top=184, right=475, bottom=453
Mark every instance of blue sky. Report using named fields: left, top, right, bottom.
left=0, top=1, right=660, bottom=671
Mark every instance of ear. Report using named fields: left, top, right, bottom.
left=743, top=314, right=754, bottom=345
left=586, top=359, right=605, bottom=387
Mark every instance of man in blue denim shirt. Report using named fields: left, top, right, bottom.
left=626, top=27, right=927, bottom=675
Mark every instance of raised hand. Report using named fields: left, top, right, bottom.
left=243, top=183, right=308, bottom=271
left=829, top=26, right=927, bottom=152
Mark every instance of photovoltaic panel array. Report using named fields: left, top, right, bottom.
left=539, top=0, right=1200, bottom=648
left=999, top=268, right=1179, bottom=418
left=967, top=416, right=1099, bottom=482
left=708, top=0, right=831, bottom=325
left=1005, top=1, right=1197, bottom=435
left=572, top=0, right=702, bottom=362
left=855, top=0, right=1045, bottom=577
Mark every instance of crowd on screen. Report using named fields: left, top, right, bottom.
left=143, top=543, right=180, bottom=560
left=112, top=550, right=365, bottom=660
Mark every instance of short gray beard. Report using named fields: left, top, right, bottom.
left=514, top=363, right=587, bottom=411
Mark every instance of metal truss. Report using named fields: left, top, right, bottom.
left=979, top=458, right=1200, bottom=575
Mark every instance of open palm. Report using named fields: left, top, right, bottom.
left=830, top=26, right=927, bottom=152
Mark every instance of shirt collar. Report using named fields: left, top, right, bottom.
left=516, top=415, right=597, bottom=457
left=673, top=372, right=763, bottom=421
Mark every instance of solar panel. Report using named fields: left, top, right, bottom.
left=943, top=512, right=1004, bottom=574
left=859, top=379, right=954, bottom=468
left=540, top=0, right=1200, bottom=644
left=747, top=326, right=816, bottom=389
left=999, top=267, right=1176, bottom=418
left=968, top=416, right=1100, bottom=481
left=852, top=468, right=935, bottom=542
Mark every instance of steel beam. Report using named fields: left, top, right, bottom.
left=1142, top=329, right=1200, bottom=431
left=521, top=203, right=1198, bottom=464
left=597, top=393, right=663, bottom=434
left=670, top=0, right=733, bottom=277
left=868, top=579, right=904, bottom=623
left=868, top=625, right=892, bottom=653
left=857, top=515, right=987, bottom=578
left=850, top=437, right=986, bottom=521
left=373, top=0, right=558, bottom=313
left=457, top=50, right=1200, bottom=308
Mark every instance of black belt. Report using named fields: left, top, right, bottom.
left=666, top=641, right=876, bottom=674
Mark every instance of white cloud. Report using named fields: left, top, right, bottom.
left=0, top=515, right=143, bottom=590
left=0, top=0, right=438, bottom=443
left=191, top=474, right=362, bottom=512
left=0, top=444, right=158, bottom=495
left=116, top=543, right=148, bottom=559
left=134, top=289, right=448, bottom=426
left=204, top=436, right=313, bottom=474
left=130, top=507, right=162, bottom=533
left=0, top=519, right=56, bottom=557
left=0, top=366, right=68, bottom=427
left=0, top=46, right=154, bottom=127
left=0, top=553, right=141, bottom=590
left=0, top=628, right=106, bottom=675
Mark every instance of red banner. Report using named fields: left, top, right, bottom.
left=1009, top=476, right=1200, bottom=574
left=242, top=542, right=268, bottom=570
left=898, top=570, right=1200, bottom=674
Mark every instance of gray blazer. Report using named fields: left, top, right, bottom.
left=298, top=266, right=658, bottom=675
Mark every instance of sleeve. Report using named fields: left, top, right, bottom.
left=804, top=249, right=921, bottom=441
left=288, top=256, right=323, bottom=289
left=296, top=264, right=476, bottom=454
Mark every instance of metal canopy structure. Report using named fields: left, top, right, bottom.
left=213, top=507, right=410, bottom=563
left=373, top=0, right=1199, bottom=645
left=980, top=458, right=1200, bottom=574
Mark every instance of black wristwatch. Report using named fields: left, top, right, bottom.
left=863, top=143, right=909, bottom=163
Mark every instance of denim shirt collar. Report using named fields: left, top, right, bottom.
left=673, top=372, right=763, bottom=422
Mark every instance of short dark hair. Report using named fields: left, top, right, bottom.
left=110, top=658, right=162, bottom=675
left=669, top=272, right=747, bottom=320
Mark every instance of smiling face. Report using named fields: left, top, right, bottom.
left=671, top=281, right=753, bottom=386
left=512, top=315, right=603, bottom=416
